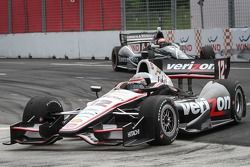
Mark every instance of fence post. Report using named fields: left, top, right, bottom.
left=198, top=0, right=204, bottom=29
left=121, top=0, right=126, bottom=30
left=146, top=0, right=150, bottom=30
left=42, top=0, right=46, bottom=32
left=60, top=0, right=63, bottom=31
left=171, top=0, right=176, bottom=29
left=79, top=0, right=83, bottom=31
left=100, top=0, right=104, bottom=30
left=24, top=0, right=28, bottom=32
left=228, top=0, right=235, bottom=28
left=8, top=0, right=12, bottom=33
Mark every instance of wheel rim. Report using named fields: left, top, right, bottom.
left=235, top=88, right=244, bottom=118
left=160, top=104, right=177, bottom=136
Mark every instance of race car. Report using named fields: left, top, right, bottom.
left=3, top=58, right=246, bottom=147
left=112, top=32, right=215, bottom=71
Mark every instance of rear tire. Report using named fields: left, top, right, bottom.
left=140, top=96, right=179, bottom=145
left=215, top=80, right=246, bottom=123
left=200, top=46, right=215, bottom=59
left=111, top=46, right=122, bottom=71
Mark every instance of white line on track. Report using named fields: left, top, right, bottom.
left=231, top=67, right=250, bottom=70
left=0, top=62, right=25, bottom=65
left=50, top=63, right=110, bottom=67
left=247, top=102, right=250, bottom=106
left=0, top=73, right=7, bottom=76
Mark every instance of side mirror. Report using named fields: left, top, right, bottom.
left=90, top=86, right=102, bottom=98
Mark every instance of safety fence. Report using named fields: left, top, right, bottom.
left=0, top=0, right=250, bottom=34
left=0, top=0, right=121, bottom=34
left=164, top=28, right=250, bottom=62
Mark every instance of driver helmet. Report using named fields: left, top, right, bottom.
left=157, top=27, right=161, bottom=32
left=126, top=76, right=147, bottom=91
left=158, top=38, right=167, bottom=44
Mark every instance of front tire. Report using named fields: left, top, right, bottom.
left=23, top=96, right=63, bottom=124
left=22, top=96, right=64, bottom=143
left=140, top=96, right=179, bottom=145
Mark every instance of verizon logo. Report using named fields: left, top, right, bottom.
left=179, top=96, right=231, bottom=116
left=166, top=62, right=214, bottom=70
left=180, top=98, right=210, bottom=115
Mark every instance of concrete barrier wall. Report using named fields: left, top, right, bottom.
left=0, top=28, right=249, bottom=61
left=0, top=31, right=120, bottom=59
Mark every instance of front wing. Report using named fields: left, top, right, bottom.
left=3, top=116, right=154, bottom=147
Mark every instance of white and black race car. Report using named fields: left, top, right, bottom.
left=3, top=58, right=246, bottom=147
left=112, top=32, right=215, bottom=71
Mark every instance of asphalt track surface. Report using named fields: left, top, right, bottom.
left=0, top=59, right=250, bottom=167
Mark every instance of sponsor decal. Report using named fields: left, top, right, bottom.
left=236, top=43, right=250, bottom=50
left=181, top=45, right=192, bottom=52
left=119, top=57, right=128, bottom=63
left=180, top=36, right=189, bottom=43
left=236, top=34, right=250, bottom=50
left=130, top=43, right=149, bottom=53
left=211, top=44, right=221, bottom=52
left=129, top=56, right=139, bottom=63
left=91, top=99, right=113, bottom=108
left=166, top=62, right=214, bottom=71
left=127, top=129, right=140, bottom=138
left=131, top=44, right=140, bottom=52
left=70, top=118, right=83, bottom=123
left=179, top=36, right=193, bottom=52
left=103, top=95, right=124, bottom=101
left=208, top=36, right=218, bottom=43
left=239, top=34, right=250, bottom=42
left=208, top=96, right=230, bottom=117
left=63, top=123, right=78, bottom=129
left=46, top=100, right=62, bottom=108
left=127, top=33, right=155, bottom=39
left=180, top=98, right=210, bottom=115
left=207, top=35, right=221, bottom=52
left=180, top=96, right=230, bottom=116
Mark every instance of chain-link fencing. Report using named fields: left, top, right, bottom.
left=0, top=0, right=249, bottom=34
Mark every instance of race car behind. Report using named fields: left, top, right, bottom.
left=112, top=31, right=215, bottom=71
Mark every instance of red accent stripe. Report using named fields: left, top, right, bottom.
left=94, top=128, right=122, bottom=133
left=208, top=98, right=224, bottom=117
left=12, top=127, right=39, bottom=132
left=169, top=74, right=214, bottom=79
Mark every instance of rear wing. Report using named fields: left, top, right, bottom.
left=120, top=32, right=156, bottom=46
left=151, top=58, right=230, bottom=80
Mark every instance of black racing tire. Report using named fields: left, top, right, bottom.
left=200, top=46, right=215, bottom=59
left=140, top=96, right=179, bottom=145
left=215, top=80, right=246, bottom=123
left=23, top=96, right=63, bottom=124
left=111, top=46, right=122, bottom=71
